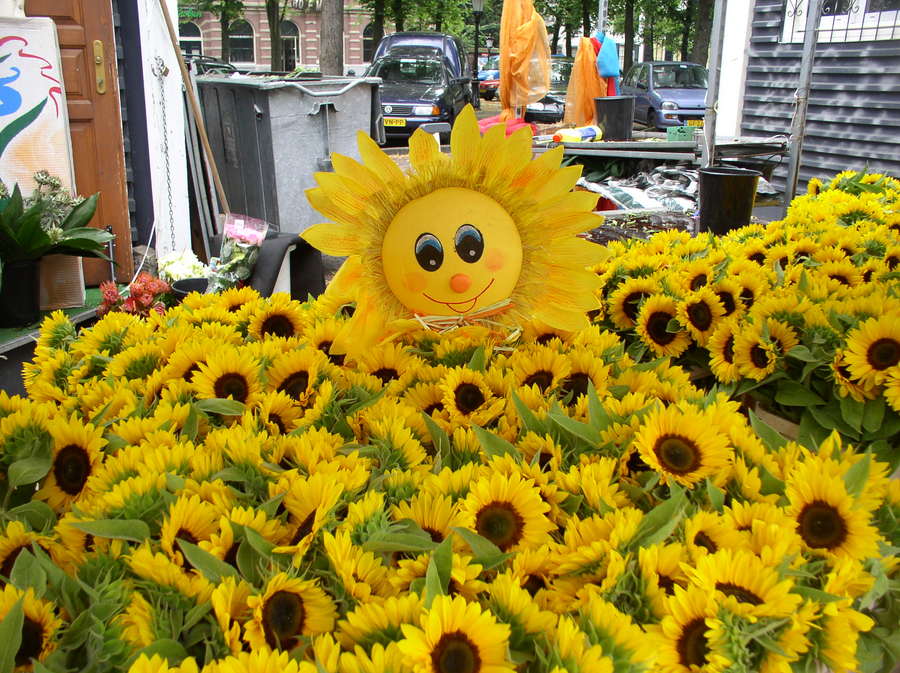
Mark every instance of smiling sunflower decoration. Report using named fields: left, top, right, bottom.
left=302, top=106, right=604, bottom=352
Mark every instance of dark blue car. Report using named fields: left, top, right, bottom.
left=620, top=61, right=707, bottom=129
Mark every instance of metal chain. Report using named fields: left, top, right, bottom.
left=152, top=56, right=176, bottom=253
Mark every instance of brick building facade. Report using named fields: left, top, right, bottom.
left=179, top=0, right=376, bottom=72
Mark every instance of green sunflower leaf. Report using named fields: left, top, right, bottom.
left=548, top=407, right=601, bottom=445
left=862, top=397, right=886, bottom=435
left=748, top=410, right=788, bottom=452
left=705, top=479, right=724, bottom=512
left=7, top=454, right=52, bottom=489
left=587, top=381, right=611, bottom=432
left=467, top=346, right=486, bottom=371
left=791, top=586, right=844, bottom=603
left=422, top=412, right=450, bottom=459
left=6, top=502, right=57, bottom=532
left=71, top=519, right=150, bottom=543
left=10, top=549, right=46, bottom=597
left=511, top=392, right=547, bottom=435
left=424, top=536, right=453, bottom=608
left=471, top=424, right=519, bottom=459
left=244, top=527, right=276, bottom=557
left=363, top=530, right=436, bottom=554
left=449, top=527, right=511, bottom=570
left=786, top=345, right=819, bottom=363
left=629, top=484, right=686, bottom=548
left=843, top=453, right=871, bottom=499
left=0, top=597, right=24, bottom=673
left=774, top=380, right=825, bottom=406
left=194, top=398, right=246, bottom=416
left=236, top=540, right=262, bottom=585
left=839, top=395, right=865, bottom=433
left=175, top=539, right=238, bottom=582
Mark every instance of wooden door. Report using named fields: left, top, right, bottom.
left=25, top=0, right=133, bottom=283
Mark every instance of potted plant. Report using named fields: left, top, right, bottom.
left=0, top=182, right=113, bottom=327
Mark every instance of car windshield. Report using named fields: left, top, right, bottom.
left=551, top=59, right=573, bottom=86
left=481, top=55, right=499, bottom=70
left=371, top=57, right=444, bottom=84
left=652, top=64, right=707, bottom=88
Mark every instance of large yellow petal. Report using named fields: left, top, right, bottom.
left=450, top=105, right=480, bottom=174
left=533, top=303, right=592, bottom=331
left=331, top=289, right=387, bottom=357
left=330, top=153, right=385, bottom=196
left=301, top=222, right=361, bottom=256
left=531, top=165, right=583, bottom=202
left=357, top=130, right=404, bottom=185
left=408, top=128, right=443, bottom=172
left=314, top=173, right=370, bottom=215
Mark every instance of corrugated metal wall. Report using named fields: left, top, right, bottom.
left=741, top=0, right=900, bottom=190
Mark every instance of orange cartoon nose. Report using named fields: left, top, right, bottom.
left=450, top=273, right=472, bottom=294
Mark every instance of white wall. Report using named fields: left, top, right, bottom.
left=715, top=0, right=754, bottom=139
left=137, top=0, right=190, bottom=257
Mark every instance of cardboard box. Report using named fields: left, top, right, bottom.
left=39, top=254, right=85, bottom=310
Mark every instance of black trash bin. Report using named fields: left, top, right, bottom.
left=172, top=278, right=209, bottom=302
left=698, top=167, right=762, bottom=235
left=594, top=96, right=635, bottom=141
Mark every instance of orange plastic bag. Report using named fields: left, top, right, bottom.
left=498, top=0, right=550, bottom=121
left=564, top=37, right=607, bottom=126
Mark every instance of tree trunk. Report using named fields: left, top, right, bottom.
left=550, top=22, right=560, bottom=54
left=581, top=0, right=591, bottom=37
left=623, top=0, right=634, bottom=72
left=373, top=0, right=385, bottom=46
left=320, top=0, right=344, bottom=75
left=392, top=0, right=404, bottom=32
left=266, top=1, right=282, bottom=71
left=681, top=0, right=695, bottom=61
left=564, top=23, right=573, bottom=56
left=642, top=15, right=654, bottom=61
left=220, top=13, right=230, bottom=62
left=691, top=0, right=714, bottom=65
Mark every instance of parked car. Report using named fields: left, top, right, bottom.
left=620, top=61, right=707, bottom=128
left=367, top=54, right=471, bottom=139
left=524, top=56, right=574, bottom=123
left=372, top=32, right=470, bottom=80
left=183, top=54, right=237, bottom=75
left=478, top=55, right=499, bottom=81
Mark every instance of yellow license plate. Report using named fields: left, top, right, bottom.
left=687, top=119, right=704, bottom=127
left=383, top=117, right=406, bottom=127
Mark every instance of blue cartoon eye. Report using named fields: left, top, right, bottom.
left=454, top=224, right=484, bottom=263
left=415, top=233, right=443, bottom=271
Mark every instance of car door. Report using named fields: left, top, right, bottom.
left=633, top=65, right=652, bottom=122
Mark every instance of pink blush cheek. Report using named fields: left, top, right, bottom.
left=485, top=249, right=505, bottom=272
left=404, top=272, right=427, bottom=293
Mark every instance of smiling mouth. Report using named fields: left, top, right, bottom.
left=423, top=279, right=495, bottom=314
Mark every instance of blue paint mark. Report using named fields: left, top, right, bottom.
left=0, top=67, right=23, bottom=117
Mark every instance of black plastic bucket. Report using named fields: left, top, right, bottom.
left=698, top=167, right=762, bottom=235
left=0, top=260, right=40, bottom=328
left=171, top=277, right=209, bottom=302
left=593, top=96, right=635, bottom=141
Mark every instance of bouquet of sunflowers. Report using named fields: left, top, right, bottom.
left=0, top=254, right=897, bottom=673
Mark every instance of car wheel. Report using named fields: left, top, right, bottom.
left=647, top=108, right=656, bottom=130
left=483, top=90, right=494, bottom=101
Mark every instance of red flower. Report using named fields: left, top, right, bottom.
left=100, top=280, right=120, bottom=304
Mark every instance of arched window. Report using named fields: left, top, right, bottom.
left=280, top=21, right=299, bottom=71
left=179, top=22, right=202, bottom=56
left=229, top=19, right=254, bottom=63
left=362, top=23, right=375, bottom=62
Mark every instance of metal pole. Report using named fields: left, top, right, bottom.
left=703, top=0, right=727, bottom=168
left=473, top=12, right=482, bottom=110
left=597, top=0, right=607, bottom=32
left=783, top=0, right=822, bottom=212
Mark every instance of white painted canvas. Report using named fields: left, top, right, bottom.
left=0, top=16, right=75, bottom=193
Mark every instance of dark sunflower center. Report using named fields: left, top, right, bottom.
left=524, top=370, right=554, bottom=392
left=867, top=338, right=900, bottom=371
left=15, top=617, right=43, bottom=667
left=886, top=255, right=899, bottom=270
left=422, top=526, right=445, bottom=543
left=797, top=500, right=847, bottom=549
left=677, top=618, right=710, bottom=669
left=317, top=341, right=346, bottom=366
left=560, top=373, right=590, bottom=404
left=658, top=575, right=677, bottom=595
left=424, top=402, right=445, bottom=416
left=587, top=308, right=602, bottom=322
left=687, top=302, right=713, bottom=331
left=829, top=274, right=850, bottom=286
left=653, top=434, right=701, bottom=474
left=716, top=291, right=736, bottom=316
left=646, top=311, right=676, bottom=345
left=53, top=444, right=91, bottom=496
left=523, top=574, right=547, bottom=596
left=750, top=345, right=771, bottom=369
left=749, top=252, right=765, bottom=265
left=454, top=383, right=485, bottom=415
left=623, top=291, right=650, bottom=322
left=214, top=373, right=250, bottom=403
left=690, top=274, right=708, bottom=291
left=778, top=256, right=789, bottom=268
left=475, top=501, right=525, bottom=551
left=431, top=631, right=481, bottom=673
left=373, top=367, right=399, bottom=385
left=536, top=333, right=559, bottom=345
left=292, top=510, right=317, bottom=545
left=1, top=545, right=26, bottom=580
left=716, top=582, right=763, bottom=605
left=183, top=363, right=200, bottom=382
left=278, top=371, right=309, bottom=401
left=263, top=590, right=305, bottom=650
left=260, top=314, right=296, bottom=338
left=224, top=543, right=239, bottom=567
left=269, top=413, right=287, bottom=435
left=693, top=532, right=718, bottom=553
left=740, top=288, right=755, bottom=308
left=837, top=362, right=853, bottom=380
left=723, top=336, right=735, bottom=363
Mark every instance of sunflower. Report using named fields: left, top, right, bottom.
left=706, top=319, right=741, bottom=384
left=250, top=391, right=303, bottom=436
left=391, top=553, right=487, bottom=600
left=391, top=491, right=474, bottom=546
left=607, top=276, right=660, bottom=329
left=243, top=573, right=337, bottom=651
left=844, top=314, right=900, bottom=388
left=397, top=594, right=514, bottom=673
left=635, top=295, right=691, bottom=358
left=559, top=349, right=610, bottom=405
left=0, top=584, right=63, bottom=670
left=337, top=593, right=424, bottom=650
left=735, top=272, right=768, bottom=311
left=304, top=317, right=350, bottom=366
left=247, top=296, right=307, bottom=340
left=33, top=413, right=105, bottom=511
left=159, top=495, right=221, bottom=568
left=509, top=346, right=571, bottom=394
left=440, top=368, right=503, bottom=426
left=0, top=521, right=52, bottom=584
left=633, top=404, right=731, bottom=487
left=127, top=545, right=213, bottom=602
left=677, top=288, right=725, bottom=346
left=338, top=642, right=409, bottom=673
left=36, top=311, right=76, bottom=351
left=302, top=106, right=603, bottom=349
left=105, top=343, right=163, bottom=382
left=324, top=531, right=394, bottom=603
left=115, top=591, right=155, bottom=649
left=265, top=348, right=326, bottom=404
left=710, top=278, right=741, bottom=318
left=683, top=511, right=745, bottom=561
left=785, top=459, right=881, bottom=560
left=202, top=650, right=318, bottom=673
left=652, top=585, right=730, bottom=673
left=830, top=350, right=877, bottom=403
left=192, top=347, right=262, bottom=406
left=461, top=471, right=555, bottom=552
left=733, top=327, right=777, bottom=381
left=578, top=596, right=653, bottom=673
left=885, top=369, right=900, bottom=413
left=487, top=573, right=557, bottom=649
left=211, top=577, right=253, bottom=655
left=638, top=543, right=688, bottom=618
left=161, top=339, right=218, bottom=384
left=543, top=615, right=611, bottom=673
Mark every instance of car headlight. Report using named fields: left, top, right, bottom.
left=661, top=101, right=678, bottom=110
left=526, top=102, right=545, bottom=111
left=413, top=105, right=440, bottom=116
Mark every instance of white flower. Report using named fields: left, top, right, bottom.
left=157, top=249, right=209, bottom=282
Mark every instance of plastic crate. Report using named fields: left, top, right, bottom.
left=666, top=125, right=697, bottom=142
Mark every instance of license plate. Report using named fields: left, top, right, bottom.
left=383, top=117, right=406, bottom=127
left=687, top=119, right=704, bottom=127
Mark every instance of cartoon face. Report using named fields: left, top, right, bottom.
left=381, top=187, right=523, bottom=317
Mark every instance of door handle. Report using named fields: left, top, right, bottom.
left=93, top=40, right=106, bottom=94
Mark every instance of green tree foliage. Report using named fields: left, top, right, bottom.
left=178, top=0, right=244, bottom=62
